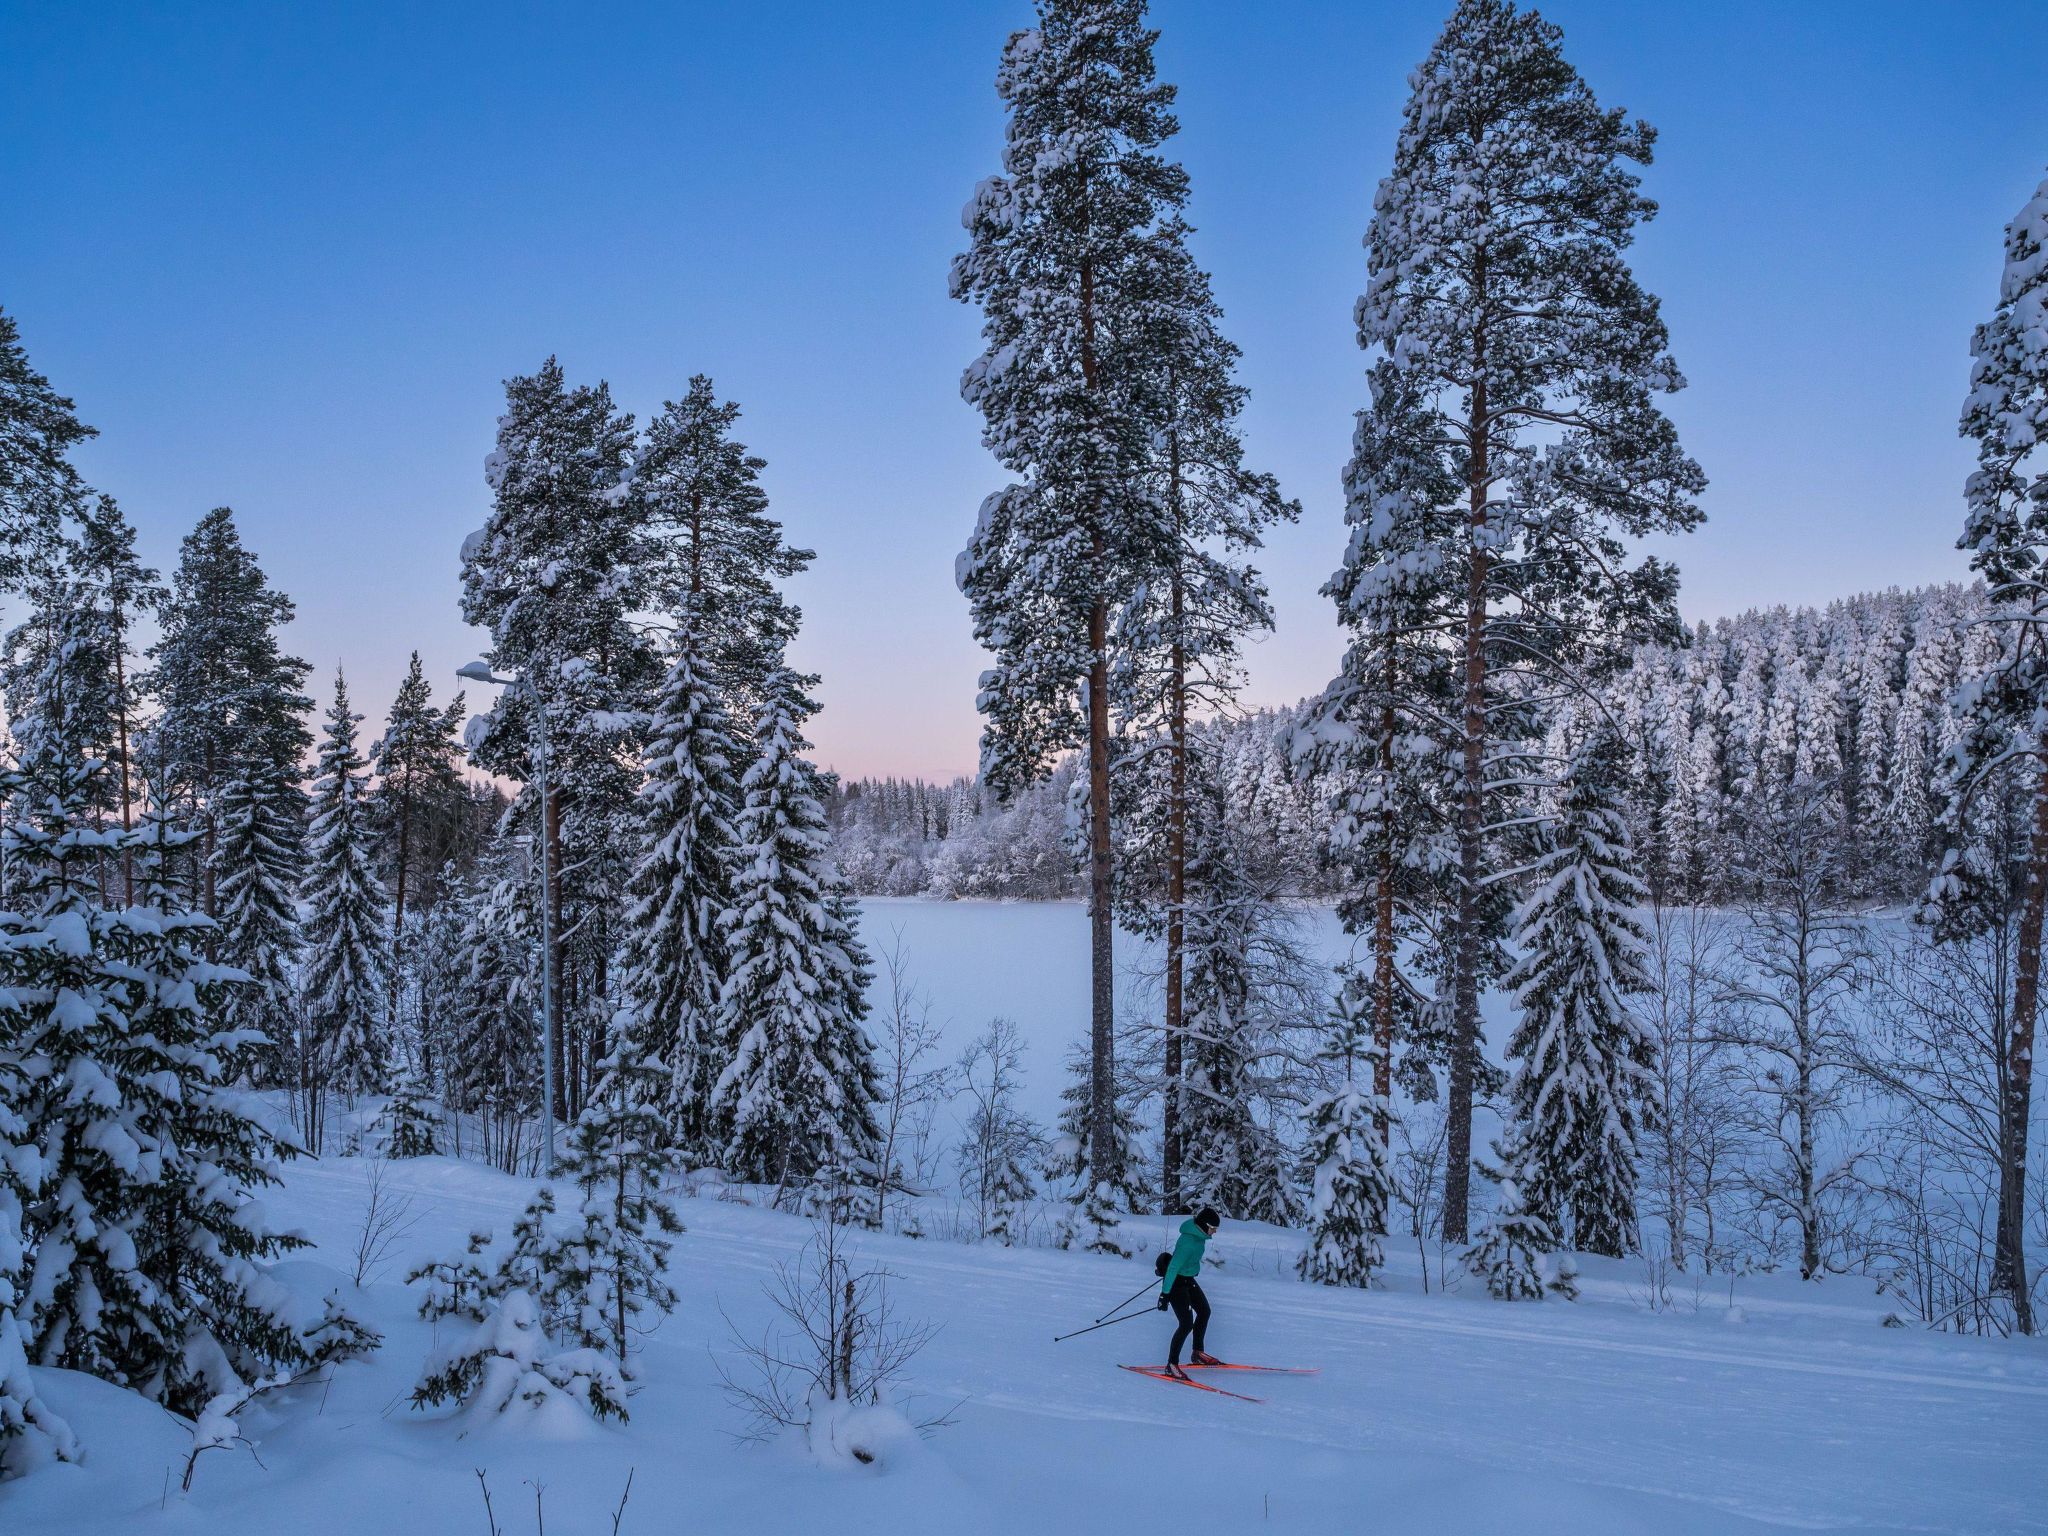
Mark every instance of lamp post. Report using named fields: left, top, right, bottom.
left=458, top=660, right=559, bottom=1169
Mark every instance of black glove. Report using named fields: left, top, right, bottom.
left=1157, top=1295, right=1168, bottom=1311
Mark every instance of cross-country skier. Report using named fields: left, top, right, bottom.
left=1156, top=1207, right=1222, bottom=1379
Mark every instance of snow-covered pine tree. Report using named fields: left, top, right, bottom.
left=1359, top=0, right=1704, bottom=1241
left=1928, top=171, right=2048, bottom=1333
left=1, top=1063, right=77, bottom=1478
left=953, top=0, right=1188, bottom=1192
left=1464, top=1131, right=1565, bottom=1302
left=1174, top=772, right=1304, bottom=1228
left=150, top=506, right=311, bottom=924
left=1108, top=185, right=1299, bottom=1210
left=633, top=377, right=813, bottom=716
left=406, top=1226, right=494, bottom=1326
left=615, top=624, right=741, bottom=1155
left=212, top=759, right=306, bottom=1079
left=710, top=669, right=879, bottom=1190
left=378, top=1056, right=439, bottom=1159
left=370, top=650, right=467, bottom=948
left=453, top=853, right=541, bottom=1174
left=1501, top=728, right=1658, bottom=1257
left=2, top=611, right=311, bottom=1414
left=75, top=497, right=163, bottom=906
left=411, top=1288, right=628, bottom=1426
left=462, top=359, right=655, bottom=1126
left=1297, top=977, right=1395, bottom=1288
left=551, top=1019, right=682, bottom=1364
left=1043, top=1042, right=1148, bottom=1257
left=0, top=306, right=89, bottom=588
left=303, top=668, right=392, bottom=1103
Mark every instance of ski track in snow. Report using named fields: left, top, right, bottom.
left=13, top=1154, right=2043, bottom=1536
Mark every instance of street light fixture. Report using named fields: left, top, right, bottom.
left=459, top=659, right=560, bottom=1170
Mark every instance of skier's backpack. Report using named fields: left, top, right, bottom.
left=1154, top=1250, right=1172, bottom=1278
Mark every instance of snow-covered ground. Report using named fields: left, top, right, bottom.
left=11, top=1151, right=2043, bottom=1536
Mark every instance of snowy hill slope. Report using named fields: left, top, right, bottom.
left=10, top=1154, right=2042, bottom=1536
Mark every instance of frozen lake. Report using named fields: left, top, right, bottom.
left=854, top=897, right=1360, bottom=1137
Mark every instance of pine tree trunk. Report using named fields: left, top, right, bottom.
left=1445, top=283, right=1490, bottom=1246
left=202, top=740, right=218, bottom=919
left=1079, top=235, right=1116, bottom=1191
left=112, top=612, right=135, bottom=905
left=1373, top=656, right=1397, bottom=1214
left=1994, top=763, right=2048, bottom=1334
left=1088, top=599, right=1116, bottom=1187
left=1162, top=438, right=1188, bottom=1215
left=546, top=788, right=568, bottom=1127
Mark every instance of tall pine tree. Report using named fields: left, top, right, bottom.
left=1355, top=0, right=1703, bottom=1238
left=1930, top=170, right=2048, bottom=1333
left=954, top=0, right=1186, bottom=1191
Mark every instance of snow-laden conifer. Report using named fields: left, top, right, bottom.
left=3, top=614, right=311, bottom=1415
left=1298, top=979, right=1394, bottom=1288
left=1355, top=0, right=1703, bottom=1240
left=550, top=1020, right=682, bottom=1364
left=1501, top=728, right=1658, bottom=1257
left=303, top=668, right=391, bottom=1102
left=616, top=626, right=740, bottom=1153
left=711, top=669, right=879, bottom=1187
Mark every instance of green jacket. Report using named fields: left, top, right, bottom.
left=1160, top=1218, right=1209, bottom=1295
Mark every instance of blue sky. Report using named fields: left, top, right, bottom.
left=3, top=1, right=2044, bottom=780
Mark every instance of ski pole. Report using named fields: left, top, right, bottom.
left=1054, top=1305, right=1156, bottom=1344
left=1096, top=1280, right=1155, bottom=1323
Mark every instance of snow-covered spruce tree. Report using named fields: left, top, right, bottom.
left=953, top=0, right=1186, bottom=1190
left=615, top=623, right=741, bottom=1155
left=1929, top=171, right=2048, bottom=1332
left=303, top=668, right=392, bottom=1103
left=1298, top=977, right=1395, bottom=1288
left=1360, top=0, right=1704, bottom=1240
left=1109, top=192, right=1299, bottom=1210
left=2, top=615, right=311, bottom=1414
left=75, top=497, right=163, bottom=905
left=710, top=669, right=879, bottom=1190
left=212, top=758, right=307, bottom=1079
left=411, top=1288, right=628, bottom=1427
left=370, top=650, right=467, bottom=948
left=1501, top=727, right=1658, bottom=1258
left=1, top=1065, right=77, bottom=1478
left=378, top=1056, right=439, bottom=1159
left=406, top=1226, right=494, bottom=1326
left=550, top=1020, right=682, bottom=1365
left=461, top=357, right=655, bottom=1125
left=452, top=853, right=542, bottom=1173
left=149, top=506, right=311, bottom=925
left=1171, top=770, right=1310, bottom=1229
left=1464, top=1130, right=1568, bottom=1302
left=1043, top=1043, right=1148, bottom=1256
left=633, top=377, right=814, bottom=716
left=0, top=305, right=89, bottom=589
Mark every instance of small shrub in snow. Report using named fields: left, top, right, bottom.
left=412, top=1289, right=628, bottom=1427
left=718, top=1214, right=940, bottom=1464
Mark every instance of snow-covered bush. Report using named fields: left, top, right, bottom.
left=412, top=1289, right=628, bottom=1428
left=408, top=1226, right=495, bottom=1325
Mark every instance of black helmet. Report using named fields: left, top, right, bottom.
left=1195, top=1207, right=1221, bottom=1234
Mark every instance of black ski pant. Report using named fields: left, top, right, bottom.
left=1166, top=1276, right=1210, bottom=1364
